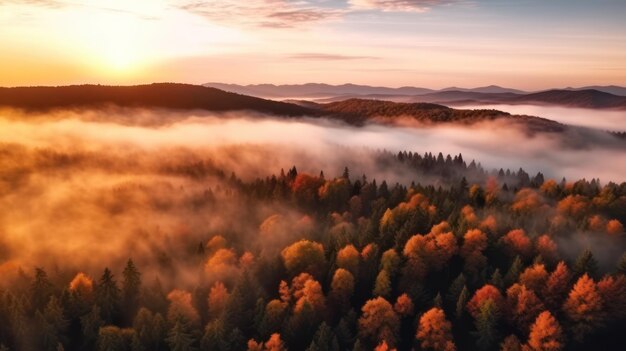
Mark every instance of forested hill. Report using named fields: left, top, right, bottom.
left=318, top=99, right=565, bottom=132
left=0, top=83, right=315, bottom=116
left=0, top=83, right=564, bottom=132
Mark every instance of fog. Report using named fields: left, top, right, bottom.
left=1, top=108, right=624, bottom=182
left=0, top=108, right=624, bottom=289
left=457, top=103, right=626, bottom=132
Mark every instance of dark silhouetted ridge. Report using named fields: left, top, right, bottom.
left=319, top=98, right=563, bottom=132
left=510, top=89, right=626, bottom=109
left=0, top=83, right=316, bottom=116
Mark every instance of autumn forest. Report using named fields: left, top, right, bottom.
left=0, top=102, right=624, bottom=351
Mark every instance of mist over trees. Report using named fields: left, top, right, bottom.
left=0, top=105, right=624, bottom=351
left=0, top=144, right=624, bottom=351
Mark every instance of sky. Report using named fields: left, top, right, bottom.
left=1, top=0, right=625, bottom=89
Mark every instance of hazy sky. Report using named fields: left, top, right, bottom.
left=1, top=0, right=625, bottom=89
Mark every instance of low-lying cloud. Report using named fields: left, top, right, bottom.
left=0, top=107, right=624, bottom=290
left=457, top=103, right=626, bottom=132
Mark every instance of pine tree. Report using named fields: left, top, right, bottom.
left=133, top=308, right=166, bottom=351
left=81, top=306, right=104, bottom=350
left=31, top=268, right=54, bottom=311
left=504, top=257, right=523, bottom=287
left=490, top=269, right=504, bottom=291
left=166, top=318, right=197, bottom=351
left=225, top=328, right=246, bottom=351
left=447, top=274, right=466, bottom=306
left=36, top=296, right=69, bottom=351
left=96, top=268, right=121, bottom=324
left=433, top=293, right=443, bottom=308
left=307, top=322, right=340, bottom=351
left=572, top=249, right=598, bottom=279
left=373, top=270, right=391, bottom=298
left=97, top=326, right=126, bottom=351
left=473, top=300, right=500, bottom=351
left=122, top=259, right=142, bottom=324
left=455, top=286, right=469, bottom=320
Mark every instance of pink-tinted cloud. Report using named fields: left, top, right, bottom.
left=287, top=53, right=380, bottom=60
left=179, top=0, right=344, bottom=28
left=349, top=0, right=460, bottom=12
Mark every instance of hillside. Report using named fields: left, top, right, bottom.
left=566, top=85, right=626, bottom=96
left=0, top=83, right=315, bottom=116
left=203, top=83, right=626, bottom=110
left=320, top=98, right=565, bottom=132
left=0, top=84, right=570, bottom=133
left=509, top=89, right=626, bottom=108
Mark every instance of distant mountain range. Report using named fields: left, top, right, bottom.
left=204, top=82, right=626, bottom=98
left=203, top=82, right=526, bottom=97
left=565, top=85, right=626, bottom=96
left=204, top=82, right=626, bottom=110
left=0, top=83, right=571, bottom=134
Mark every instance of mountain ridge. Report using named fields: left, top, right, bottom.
left=0, top=83, right=595, bottom=134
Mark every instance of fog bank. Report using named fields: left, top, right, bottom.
left=456, top=103, right=626, bottom=132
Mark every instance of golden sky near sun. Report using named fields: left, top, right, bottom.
left=1, top=0, right=625, bottom=89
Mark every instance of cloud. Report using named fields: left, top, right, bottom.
left=349, top=0, right=460, bottom=12
left=178, top=0, right=461, bottom=28
left=179, top=0, right=344, bottom=29
left=0, top=0, right=64, bottom=8
left=287, top=53, right=379, bottom=60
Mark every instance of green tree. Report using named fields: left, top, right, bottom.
left=133, top=308, right=166, bottom=351
left=455, top=286, right=469, bottom=320
left=96, top=268, right=121, bottom=324
left=573, top=249, right=598, bottom=279
left=36, top=297, right=69, bottom=351
left=97, top=326, right=126, bottom=351
left=307, top=322, right=340, bottom=351
left=504, top=257, right=523, bottom=287
left=373, top=270, right=391, bottom=298
left=31, top=268, right=54, bottom=311
left=200, top=319, right=224, bottom=351
left=122, top=259, right=142, bottom=324
left=490, top=269, right=504, bottom=291
left=81, top=306, right=104, bottom=350
left=473, top=300, right=500, bottom=351
left=166, top=319, right=197, bottom=351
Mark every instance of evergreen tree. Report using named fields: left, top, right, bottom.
left=490, top=269, right=504, bottom=291
left=473, top=300, right=500, bottom=351
left=81, top=306, right=104, bottom=350
left=307, top=322, right=340, bottom=351
left=573, top=249, right=598, bottom=279
left=31, top=268, right=55, bottom=311
left=166, top=319, right=197, bottom=351
left=96, top=326, right=126, bottom=351
left=95, top=268, right=121, bottom=324
left=36, top=297, right=69, bottom=351
left=504, top=257, right=523, bottom=287
left=447, top=274, right=467, bottom=306
left=455, top=286, right=469, bottom=320
left=122, top=259, right=142, bottom=324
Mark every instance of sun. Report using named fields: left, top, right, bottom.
left=101, top=39, right=143, bottom=74
left=68, top=7, right=152, bottom=77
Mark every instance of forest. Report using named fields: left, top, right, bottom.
left=0, top=140, right=625, bottom=351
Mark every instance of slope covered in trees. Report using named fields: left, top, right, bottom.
left=0, top=83, right=315, bottom=116
left=0, top=84, right=569, bottom=133
left=0, top=142, right=624, bottom=351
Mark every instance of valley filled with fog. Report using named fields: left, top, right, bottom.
left=456, top=104, right=626, bottom=132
